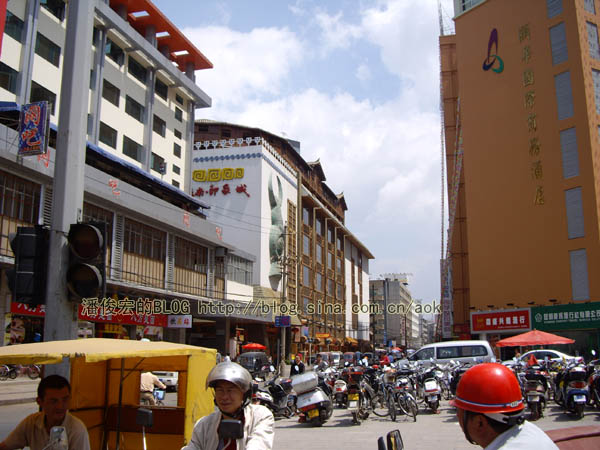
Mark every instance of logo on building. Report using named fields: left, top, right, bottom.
left=482, top=28, right=504, bottom=74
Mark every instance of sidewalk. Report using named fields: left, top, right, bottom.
left=0, top=378, right=38, bottom=406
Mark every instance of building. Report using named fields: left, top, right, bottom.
left=0, top=0, right=256, bottom=349
left=192, top=121, right=374, bottom=356
left=440, top=0, right=600, bottom=352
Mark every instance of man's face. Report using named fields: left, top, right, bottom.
left=37, top=386, right=70, bottom=424
left=214, top=381, right=244, bottom=415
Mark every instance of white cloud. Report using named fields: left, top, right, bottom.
left=356, top=63, right=371, bottom=81
left=314, top=10, right=362, bottom=55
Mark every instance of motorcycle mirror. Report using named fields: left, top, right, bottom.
left=386, top=430, right=404, bottom=450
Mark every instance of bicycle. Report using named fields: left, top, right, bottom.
left=23, top=364, right=41, bottom=379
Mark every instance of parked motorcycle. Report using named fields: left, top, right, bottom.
left=554, top=362, right=589, bottom=419
left=523, top=363, right=549, bottom=421
left=415, top=363, right=442, bottom=413
left=344, top=366, right=370, bottom=425
left=334, top=375, right=348, bottom=408
left=252, top=376, right=296, bottom=419
left=292, top=371, right=333, bottom=426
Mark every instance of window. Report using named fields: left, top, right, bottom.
left=584, top=0, right=596, bottom=14
left=175, top=93, right=184, bottom=105
left=5, top=11, right=24, bottom=43
left=123, top=135, right=144, bottom=162
left=174, top=129, right=182, bottom=140
left=0, top=62, right=18, bottom=94
left=221, top=129, right=231, bottom=138
left=336, top=284, right=343, bottom=299
left=35, top=33, right=61, bottom=67
left=336, top=258, right=342, bottom=273
left=30, top=81, right=56, bottom=115
left=303, top=266, right=311, bottom=286
left=337, top=236, right=342, bottom=251
left=412, top=348, right=434, bottom=361
left=155, top=78, right=168, bottom=100
left=175, top=107, right=183, bottom=122
left=560, top=128, right=580, bottom=178
left=174, top=237, right=207, bottom=270
left=554, top=71, right=574, bottom=120
left=565, top=187, right=585, bottom=239
left=89, top=69, right=95, bottom=90
left=92, top=27, right=100, bottom=47
left=0, top=170, right=41, bottom=224
left=327, top=252, right=333, bottom=268
left=172, top=165, right=180, bottom=175
left=303, top=297, right=310, bottom=314
left=315, top=273, right=323, bottom=292
left=151, top=152, right=166, bottom=173
left=125, top=96, right=144, bottom=123
left=172, top=180, right=180, bottom=188
left=41, top=0, right=66, bottom=20
left=547, top=0, right=562, bottom=19
left=153, top=115, right=166, bottom=137
left=569, top=249, right=589, bottom=300
left=327, top=227, right=333, bottom=243
left=328, top=279, right=334, bottom=295
left=316, top=218, right=323, bottom=235
left=124, top=218, right=165, bottom=261
left=303, top=234, right=311, bottom=256
left=587, top=22, right=600, bottom=59
left=316, top=243, right=323, bottom=263
left=549, top=22, right=568, bottom=65
left=173, top=143, right=181, bottom=158
left=102, top=80, right=120, bottom=107
left=303, top=207, right=312, bottom=225
left=594, top=69, right=600, bottom=113
left=99, top=122, right=117, bottom=148
left=105, top=38, right=124, bottom=66
left=128, top=57, right=147, bottom=84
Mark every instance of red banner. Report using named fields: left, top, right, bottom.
left=11, top=303, right=45, bottom=317
left=77, top=305, right=168, bottom=327
left=471, top=309, right=531, bottom=332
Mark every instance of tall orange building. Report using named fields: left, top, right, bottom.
left=441, top=0, right=600, bottom=349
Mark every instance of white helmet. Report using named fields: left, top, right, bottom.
left=206, top=362, right=252, bottom=393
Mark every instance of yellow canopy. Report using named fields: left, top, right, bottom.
left=0, top=338, right=211, bottom=364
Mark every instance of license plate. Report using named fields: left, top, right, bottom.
left=348, top=401, right=357, bottom=408
left=574, top=395, right=586, bottom=402
left=307, top=408, right=319, bottom=419
left=527, top=396, right=539, bottom=402
left=348, top=393, right=359, bottom=401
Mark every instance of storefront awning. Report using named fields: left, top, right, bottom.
left=344, top=337, right=358, bottom=345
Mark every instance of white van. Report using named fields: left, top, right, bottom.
left=407, top=340, right=496, bottom=365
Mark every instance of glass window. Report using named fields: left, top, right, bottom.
left=411, top=347, right=434, bottom=361
left=0, top=62, right=18, bottom=94
left=172, top=165, right=180, bottom=175
left=153, top=115, right=166, bottom=137
left=336, top=284, right=343, bottom=299
left=547, top=0, right=563, bottom=19
left=303, top=234, right=310, bottom=256
left=337, top=236, right=342, bottom=251
left=328, top=279, right=334, bottom=295
left=327, top=252, right=333, bottom=268
left=587, top=22, right=600, bottom=59
left=5, top=11, right=24, bottom=43
left=30, top=81, right=56, bottom=115
left=151, top=153, right=166, bottom=173
left=99, top=122, right=117, bottom=148
left=125, top=96, right=144, bottom=123
left=128, top=57, right=147, bottom=84
left=105, top=38, right=124, bottom=66
left=123, top=135, right=144, bottom=162
left=124, top=218, right=165, bottom=261
left=570, top=249, right=590, bottom=300
left=315, top=273, right=323, bottom=291
left=41, top=0, right=66, bottom=20
left=315, top=218, right=323, bottom=235
left=155, top=77, right=168, bottom=100
left=336, top=258, right=342, bottom=273
left=565, top=187, right=585, bottom=239
left=303, top=266, right=311, bottom=286
left=303, top=297, right=310, bottom=314
left=560, top=128, right=580, bottom=178
left=174, top=129, right=182, bottom=140
left=172, top=180, right=180, bottom=188
left=175, top=93, right=184, bottom=105
left=303, top=207, right=312, bottom=225
left=102, top=79, right=120, bottom=107
left=175, top=107, right=183, bottom=122
left=316, top=243, right=323, bottom=263
left=35, top=32, right=61, bottom=67
left=173, top=143, right=181, bottom=158
left=0, top=170, right=41, bottom=224
left=585, top=0, right=596, bottom=14
left=327, top=227, right=333, bottom=243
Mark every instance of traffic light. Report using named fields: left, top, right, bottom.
left=6, top=226, right=50, bottom=305
left=66, top=222, right=106, bottom=301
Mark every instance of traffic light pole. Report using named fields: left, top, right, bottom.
left=43, top=0, right=94, bottom=378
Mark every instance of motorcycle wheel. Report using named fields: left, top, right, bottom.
left=407, top=397, right=418, bottom=422
left=429, top=400, right=439, bottom=413
left=388, top=395, right=397, bottom=422
left=372, top=393, right=390, bottom=417
left=27, top=366, right=40, bottom=380
left=529, top=402, right=540, bottom=421
left=574, top=403, right=584, bottom=420
left=352, top=411, right=361, bottom=425
left=8, top=370, right=17, bottom=380
left=359, top=394, right=370, bottom=420
left=397, top=395, right=409, bottom=416
left=554, top=391, right=564, bottom=407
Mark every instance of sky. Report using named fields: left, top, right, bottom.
left=152, top=0, right=457, bottom=305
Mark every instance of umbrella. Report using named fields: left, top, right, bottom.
left=495, top=329, right=575, bottom=347
left=242, top=342, right=266, bottom=350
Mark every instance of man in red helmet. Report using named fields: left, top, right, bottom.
left=450, top=363, right=557, bottom=449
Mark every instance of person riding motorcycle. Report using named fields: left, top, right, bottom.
left=182, top=362, right=274, bottom=450
left=450, top=363, right=558, bottom=449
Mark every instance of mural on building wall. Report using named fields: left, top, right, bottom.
left=268, top=174, right=284, bottom=282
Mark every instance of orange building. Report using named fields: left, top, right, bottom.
left=441, top=0, right=600, bottom=338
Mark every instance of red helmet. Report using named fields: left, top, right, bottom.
left=450, top=363, right=523, bottom=414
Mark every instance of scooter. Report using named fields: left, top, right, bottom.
left=523, top=364, right=548, bottom=421
left=416, top=364, right=441, bottom=413
left=555, top=362, right=589, bottom=419
left=334, top=376, right=348, bottom=408
left=253, top=377, right=296, bottom=418
left=292, top=371, right=333, bottom=426
left=344, top=366, right=369, bottom=425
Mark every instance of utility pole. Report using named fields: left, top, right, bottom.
left=279, top=225, right=287, bottom=373
left=44, top=0, right=94, bottom=378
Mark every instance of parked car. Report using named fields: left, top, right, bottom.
left=153, top=371, right=178, bottom=392
left=408, top=340, right=496, bottom=366
left=342, top=352, right=356, bottom=366
left=237, top=352, right=271, bottom=379
left=329, top=351, right=342, bottom=368
left=503, top=349, right=583, bottom=366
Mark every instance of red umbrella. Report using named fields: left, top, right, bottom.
left=242, top=342, right=266, bottom=350
left=495, top=329, right=574, bottom=347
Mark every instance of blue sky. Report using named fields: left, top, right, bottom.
left=153, top=0, right=457, bottom=305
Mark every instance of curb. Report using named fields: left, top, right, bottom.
left=0, top=397, right=37, bottom=406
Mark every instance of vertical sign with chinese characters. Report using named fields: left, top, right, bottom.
left=519, top=24, right=545, bottom=206
left=19, top=102, right=50, bottom=157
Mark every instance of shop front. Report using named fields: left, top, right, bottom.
left=4, top=303, right=45, bottom=346
left=531, top=302, right=600, bottom=360
left=470, top=308, right=532, bottom=360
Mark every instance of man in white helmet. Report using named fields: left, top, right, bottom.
left=182, top=362, right=274, bottom=450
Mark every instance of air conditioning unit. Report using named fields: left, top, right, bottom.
left=215, top=247, right=227, bottom=257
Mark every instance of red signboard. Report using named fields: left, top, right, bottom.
left=471, top=309, right=531, bottom=332
left=11, top=303, right=45, bottom=317
left=77, top=305, right=168, bottom=327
